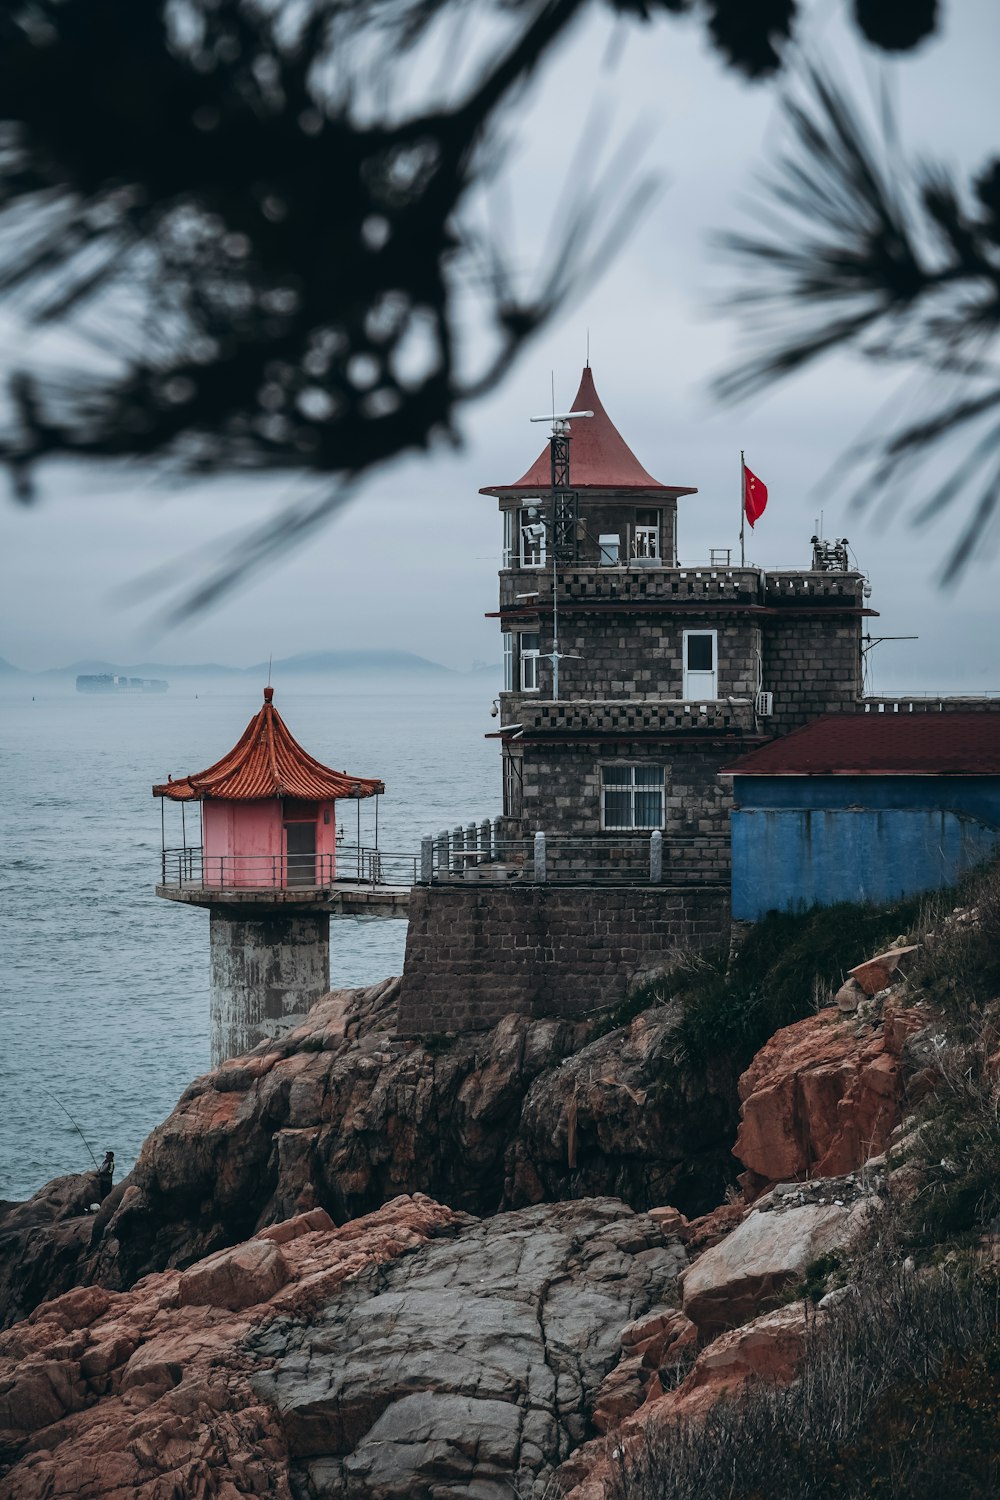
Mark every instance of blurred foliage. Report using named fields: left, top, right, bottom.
left=719, top=65, right=1000, bottom=582
left=0, top=1, right=947, bottom=602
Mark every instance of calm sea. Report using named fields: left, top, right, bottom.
left=0, top=676, right=498, bottom=1201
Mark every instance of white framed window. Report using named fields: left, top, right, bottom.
left=632, top=508, right=660, bottom=561
left=502, top=510, right=516, bottom=569
left=519, top=631, right=540, bottom=691
left=519, top=506, right=547, bottom=568
left=682, top=629, right=718, bottom=698
left=502, top=632, right=514, bottom=691
left=601, top=765, right=664, bottom=830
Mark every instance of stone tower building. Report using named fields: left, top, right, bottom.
left=481, top=364, right=873, bottom=879
left=395, top=365, right=876, bottom=1035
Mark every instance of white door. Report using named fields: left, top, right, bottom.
left=682, top=630, right=718, bottom=698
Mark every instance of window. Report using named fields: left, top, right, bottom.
left=682, top=629, right=718, bottom=698
left=502, top=510, right=516, bottom=569
left=519, top=632, right=540, bottom=691
left=601, top=766, right=664, bottom=830
left=519, top=507, right=547, bottom=567
left=502, top=632, right=514, bottom=692
left=632, top=508, right=660, bottom=561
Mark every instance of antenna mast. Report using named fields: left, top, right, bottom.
left=529, top=406, right=593, bottom=699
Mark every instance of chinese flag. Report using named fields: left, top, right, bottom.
left=744, top=463, right=768, bottom=528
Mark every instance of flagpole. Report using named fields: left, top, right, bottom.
left=740, top=449, right=745, bottom=567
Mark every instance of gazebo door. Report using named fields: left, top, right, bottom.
left=283, top=801, right=318, bottom=887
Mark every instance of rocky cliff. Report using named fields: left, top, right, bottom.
left=0, top=925, right=956, bottom=1499
left=0, top=976, right=736, bottom=1326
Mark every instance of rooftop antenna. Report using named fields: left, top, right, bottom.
left=267, top=652, right=272, bottom=687
left=527, top=400, right=594, bottom=699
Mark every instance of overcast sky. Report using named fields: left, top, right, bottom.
left=3, top=0, right=999, bottom=693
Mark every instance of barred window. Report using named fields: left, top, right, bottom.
left=502, top=632, right=514, bottom=692
left=601, top=765, right=664, bottom=830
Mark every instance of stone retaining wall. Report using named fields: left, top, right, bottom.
left=395, top=882, right=730, bottom=1036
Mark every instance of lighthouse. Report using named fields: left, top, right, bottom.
left=154, top=686, right=384, bottom=1063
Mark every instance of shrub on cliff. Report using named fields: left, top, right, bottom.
left=612, top=1265, right=1000, bottom=1500
left=672, top=894, right=923, bottom=1071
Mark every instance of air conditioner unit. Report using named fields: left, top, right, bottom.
left=756, top=690, right=774, bottom=717
left=598, top=534, right=621, bottom=566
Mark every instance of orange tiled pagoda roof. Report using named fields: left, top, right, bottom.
left=152, top=687, right=385, bottom=802
left=479, top=365, right=697, bottom=496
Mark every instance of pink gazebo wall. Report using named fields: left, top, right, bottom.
left=202, top=798, right=339, bottom=886
left=203, top=800, right=282, bottom=887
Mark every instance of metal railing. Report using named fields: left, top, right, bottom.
left=862, top=696, right=1000, bottom=713
left=160, top=846, right=419, bottom=890
left=418, top=822, right=729, bottom=886
left=161, top=825, right=729, bottom=893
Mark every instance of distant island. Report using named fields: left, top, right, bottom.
left=1, top=649, right=499, bottom=686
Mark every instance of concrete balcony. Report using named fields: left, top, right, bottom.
left=505, top=698, right=757, bottom=737
left=499, top=566, right=764, bottom=612
left=498, top=566, right=872, bottom=614
left=764, top=571, right=866, bottom=606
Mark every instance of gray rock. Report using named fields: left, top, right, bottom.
left=254, top=1197, right=686, bottom=1498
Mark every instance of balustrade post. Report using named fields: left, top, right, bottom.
left=649, top=829, right=663, bottom=883
left=435, top=829, right=449, bottom=880
left=420, top=836, right=433, bottom=883
left=479, top=820, right=491, bottom=864
left=533, top=830, right=547, bottom=883
left=452, top=824, right=464, bottom=875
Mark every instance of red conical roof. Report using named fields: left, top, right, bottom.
left=480, top=366, right=696, bottom=496
left=152, top=687, right=384, bottom=802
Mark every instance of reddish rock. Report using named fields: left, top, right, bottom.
left=0, top=1195, right=462, bottom=1497
left=682, top=1201, right=747, bottom=1251
left=591, top=1352, right=646, bottom=1432
left=658, top=1300, right=810, bottom=1421
left=560, top=1302, right=813, bottom=1500
left=734, top=1003, right=926, bottom=1186
left=849, top=945, right=920, bottom=996
left=177, top=1237, right=289, bottom=1311
left=257, top=1208, right=334, bottom=1244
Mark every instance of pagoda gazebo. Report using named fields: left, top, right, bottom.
left=154, top=686, right=384, bottom=1063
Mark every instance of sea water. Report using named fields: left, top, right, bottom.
left=0, top=676, right=498, bottom=1200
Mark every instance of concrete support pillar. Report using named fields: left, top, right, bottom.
left=649, top=829, right=663, bottom=883
left=209, top=909, right=330, bottom=1066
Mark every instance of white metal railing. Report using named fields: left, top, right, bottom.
left=417, top=822, right=728, bottom=886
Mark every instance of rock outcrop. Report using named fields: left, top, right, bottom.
left=0, top=978, right=735, bottom=1324
left=557, top=1300, right=815, bottom=1500
left=0, top=1195, right=686, bottom=1499
left=733, top=1000, right=926, bottom=1193
left=679, top=1176, right=871, bottom=1331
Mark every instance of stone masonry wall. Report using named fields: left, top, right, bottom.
left=511, top=740, right=734, bottom=864
left=504, top=613, right=761, bottom=703
left=761, top=613, right=863, bottom=736
left=395, top=883, right=730, bottom=1036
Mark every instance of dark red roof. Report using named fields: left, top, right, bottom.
left=480, top=366, right=697, bottom=496
left=721, top=713, right=1000, bottom=777
left=152, top=687, right=385, bottom=802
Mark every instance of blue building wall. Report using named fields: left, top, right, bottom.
left=730, top=776, right=1000, bottom=920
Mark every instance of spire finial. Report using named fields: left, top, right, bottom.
left=264, top=685, right=274, bottom=703
left=586, top=328, right=590, bottom=368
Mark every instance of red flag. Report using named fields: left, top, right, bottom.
left=743, top=463, right=768, bottom=528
